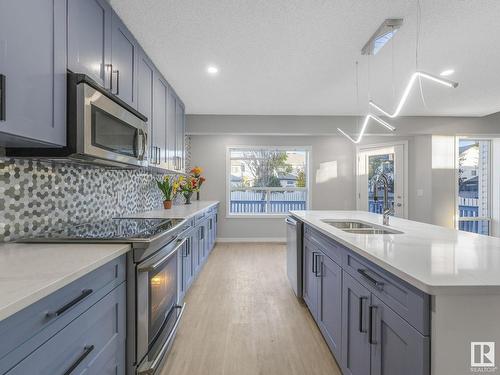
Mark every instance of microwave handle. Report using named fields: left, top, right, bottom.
left=141, top=131, right=147, bottom=160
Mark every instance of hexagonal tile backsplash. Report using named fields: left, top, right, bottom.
left=0, top=158, right=175, bottom=242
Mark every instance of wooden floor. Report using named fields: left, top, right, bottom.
left=160, top=242, right=342, bottom=375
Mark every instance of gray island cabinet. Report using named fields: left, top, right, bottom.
left=302, top=224, right=430, bottom=375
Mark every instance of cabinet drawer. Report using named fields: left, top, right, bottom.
left=0, top=255, right=126, bottom=372
left=343, top=250, right=430, bottom=335
left=304, top=226, right=344, bottom=265
left=6, top=283, right=126, bottom=375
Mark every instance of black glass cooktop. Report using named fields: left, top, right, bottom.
left=21, top=218, right=185, bottom=243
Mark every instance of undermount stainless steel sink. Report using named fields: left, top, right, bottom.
left=320, top=219, right=403, bottom=235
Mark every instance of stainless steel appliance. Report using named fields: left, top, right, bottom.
left=286, top=216, right=303, bottom=298
left=21, top=217, right=188, bottom=375
left=7, top=72, right=148, bottom=168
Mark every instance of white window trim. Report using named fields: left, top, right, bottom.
left=455, top=136, right=493, bottom=235
left=355, top=140, right=409, bottom=219
left=225, top=145, right=312, bottom=219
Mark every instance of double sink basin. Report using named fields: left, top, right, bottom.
left=321, top=219, right=403, bottom=235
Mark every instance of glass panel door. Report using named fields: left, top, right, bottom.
left=357, top=144, right=406, bottom=218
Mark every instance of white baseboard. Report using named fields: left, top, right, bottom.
left=216, top=237, right=286, bottom=243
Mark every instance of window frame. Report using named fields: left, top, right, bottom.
left=455, top=136, right=492, bottom=235
left=225, top=145, right=312, bottom=219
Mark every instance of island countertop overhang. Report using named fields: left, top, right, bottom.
left=290, top=210, right=500, bottom=295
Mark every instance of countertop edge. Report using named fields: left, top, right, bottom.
left=290, top=212, right=500, bottom=296
left=0, top=244, right=131, bottom=322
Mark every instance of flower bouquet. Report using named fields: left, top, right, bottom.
left=156, top=175, right=180, bottom=209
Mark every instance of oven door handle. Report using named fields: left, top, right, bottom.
left=138, top=238, right=187, bottom=273
left=137, top=303, right=186, bottom=375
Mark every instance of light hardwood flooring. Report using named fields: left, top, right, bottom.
left=160, top=242, right=342, bottom=375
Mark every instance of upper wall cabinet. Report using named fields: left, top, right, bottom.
left=137, top=50, right=155, bottom=162
left=68, top=0, right=112, bottom=89
left=0, top=0, right=67, bottom=147
left=175, top=98, right=186, bottom=172
left=111, top=13, right=139, bottom=108
left=153, top=72, right=168, bottom=168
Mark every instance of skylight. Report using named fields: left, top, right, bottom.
left=361, top=19, right=403, bottom=56
left=373, top=29, right=398, bottom=55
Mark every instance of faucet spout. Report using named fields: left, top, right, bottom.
left=373, top=173, right=394, bottom=226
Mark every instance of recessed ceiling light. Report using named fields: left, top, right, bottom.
left=440, top=69, right=455, bottom=77
left=206, top=65, right=219, bottom=75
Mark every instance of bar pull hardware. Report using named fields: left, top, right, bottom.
left=114, top=69, right=120, bottom=95
left=47, top=289, right=93, bottom=317
left=357, top=269, right=384, bottom=290
left=358, top=296, right=368, bottom=333
left=0, top=74, right=5, bottom=121
left=63, top=345, right=95, bottom=375
left=368, top=305, right=378, bottom=344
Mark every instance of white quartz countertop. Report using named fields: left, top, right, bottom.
left=290, top=210, right=500, bottom=295
left=124, top=201, right=219, bottom=220
left=0, top=242, right=130, bottom=322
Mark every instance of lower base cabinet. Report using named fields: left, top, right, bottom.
left=179, top=205, right=219, bottom=302
left=302, top=224, right=430, bottom=375
left=6, top=282, right=126, bottom=375
left=370, top=295, right=430, bottom=375
left=341, top=272, right=372, bottom=375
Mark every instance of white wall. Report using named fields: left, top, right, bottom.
left=189, top=135, right=355, bottom=240
left=187, top=113, right=500, bottom=238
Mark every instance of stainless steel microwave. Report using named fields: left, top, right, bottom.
left=7, top=72, right=148, bottom=168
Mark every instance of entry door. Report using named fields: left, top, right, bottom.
left=357, top=144, right=406, bottom=218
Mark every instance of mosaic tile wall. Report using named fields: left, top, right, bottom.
left=0, top=158, right=179, bottom=242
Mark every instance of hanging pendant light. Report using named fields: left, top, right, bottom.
left=337, top=114, right=395, bottom=144
left=369, top=71, right=458, bottom=118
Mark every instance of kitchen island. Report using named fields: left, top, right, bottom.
left=290, top=210, right=500, bottom=375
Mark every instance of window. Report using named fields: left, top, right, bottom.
left=227, top=147, right=310, bottom=216
left=457, top=139, right=491, bottom=235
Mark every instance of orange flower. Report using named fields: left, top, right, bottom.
left=191, top=166, right=203, bottom=177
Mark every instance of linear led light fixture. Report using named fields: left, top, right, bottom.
left=337, top=114, right=395, bottom=144
left=361, top=18, right=404, bottom=55
left=369, top=71, right=459, bottom=118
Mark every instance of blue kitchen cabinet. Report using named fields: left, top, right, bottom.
left=317, top=252, right=343, bottom=360
left=370, top=295, right=430, bottom=375
left=68, top=0, right=112, bottom=89
left=166, top=86, right=177, bottom=170
left=341, top=271, right=371, bottom=375
left=137, top=50, right=155, bottom=162
left=152, top=72, right=168, bottom=166
left=175, top=98, right=186, bottom=172
left=0, top=0, right=66, bottom=147
left=6, top=283, right=125, bottom=375
left=302, top=240, right=319, bottom=318
left=111, top=13, right=139, bottom=108
left=180, top=231, right=195, bottom=301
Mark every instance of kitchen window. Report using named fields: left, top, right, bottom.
left=457, top=138, right=491, bottom=235
left=226, top=147, right=310, bottom=217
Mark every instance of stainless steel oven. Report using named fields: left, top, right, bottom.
left=136, top=237, right=186, bottom=375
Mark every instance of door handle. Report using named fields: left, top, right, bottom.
left=114, top=69, right=120, bottom=95
left=47, top=289, right=93, bottom=318
left=314, top=253, right=322, bottom=277
left=0, top=74, right=5, bottom=121
left=358, top=296, right=368, bottom=333
left=357, top=269, right=384, bottom=290
left=63, top=345, right=95, bottom=375
left=368, top=305, right=378, bottom=345
left=311, top=251, right=317, bottom=275
left=105, top=64, right=113, bottom=91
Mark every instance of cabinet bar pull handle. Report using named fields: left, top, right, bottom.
left=0, top=74, right=5, bottom=121
left=48, top=289, right=93, bottom=317
left=368, top=305, right=377, bottom=345
left=63, top=345, right=95, bottom=375
left=311, top=251, right=317, bottom=275
left=114, top=69, right=120, bottom=95
left=358, top=296, right=368, bottom=333
left=315, top=254, right=322, bottom=277
left=357, top=269, right=384, bottom=290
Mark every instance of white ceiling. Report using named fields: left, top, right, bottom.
left=110, top=0, right=500, bottom=116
